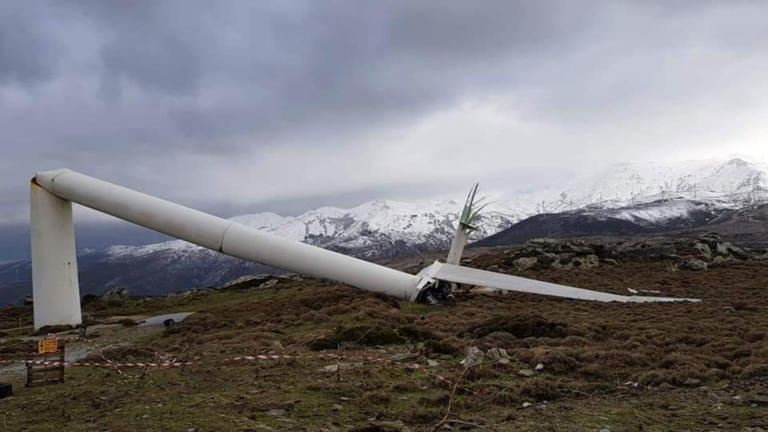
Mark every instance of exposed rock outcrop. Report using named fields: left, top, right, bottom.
left=490, top=233, right=767, bottom=272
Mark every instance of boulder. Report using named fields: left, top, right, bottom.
left=461, top=346, right=484, bottom=367
left=513, top=257, right=537, bottom=271
left=536, top=252, right=558, bottom=266
left=258, top=279, right=280, bottom=289
left=680, top=257, right=708, bottom=271
left=486, top=347, right=510, bottom=362
left=682, top=378, right=702, bottom=387
left=101, top=286, right=130, bottom=306
left=320, top=364, right=339, bottom=373
left=692, top=242, right=712, bottom=259
left=104, top=286, right=129, bottom=297
left=711, top=255, right=734, bottom=265
left=572, top=254, right=599, bottom=269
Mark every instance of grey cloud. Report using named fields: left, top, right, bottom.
left=1, top=0, right=768, bottom=240
left=45, top=1, right=602, bottom=149
left=0, top=3, right=58, bottom=86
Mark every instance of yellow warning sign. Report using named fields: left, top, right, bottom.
left=38, top=337, right=58, bottom=354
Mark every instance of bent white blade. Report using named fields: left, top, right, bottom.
left=422, top=261, right=700, bottom=303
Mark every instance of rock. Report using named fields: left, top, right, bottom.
left=498, top=358, right=511, bottom=365
left=320, top=364, right=339, bottom=373
left=104, top=286, right=129, bottom=297
left=548, top=253, right=600, bottom=270
left=266, top=409, right=286, bottom=416
left=680, top=258, right=708, bottom=271
left=486, top=347, right=510, bottom=362
left=426, top=359, right=439, bottom=367
left=711, top=256, right=733, bottom=265
left=270, top=340, right=285, bottom=351
left=562, top=243, right=594, bottom=255
left=461, top=346, right=483, bottom=367
left=572, top=254, right=599, bottom=269
left=258, top=279, right=279, bottom=289
left=715, top=242, right=732, bottom=256
left=391, top=352, right=419, bottom=362
left=536, top=252, right=558, bottom=265
left=513, top=257, right=537, bottom=271
left=222, top=274, right=273, bottom=288
left=683, top=378, right=702, bottom=387
left=522, top=402, right=532, bottom=408
left=692, top=242, right=712, bottom=259
left=602, top=258, right=619, bottom=265
left=728, top=245, right=752, bottom=260
left=102, top=287, right=130, bottom=305
left=518, top=369, right=534, bottom=377
left=528, top=238, right=558, bottom=247
left=535, top=363, right=545, bottom=371
left=551, top=257, right=574, bottom=270
left=368, top=420, right=412, bottom=431
left=332, top=404, right=343, bottom=411
left=753, top=252, right=768, bottom=261
left=698, top=233, right=722, bottom=249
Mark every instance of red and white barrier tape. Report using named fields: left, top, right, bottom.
left=2, top=351, right=417, bottom=369
left=22, top=359, right=190, bottom=368
left=4, top=350, right=486, bottom=398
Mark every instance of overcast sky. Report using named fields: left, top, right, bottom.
left=2, top=0, right=768, bottom=234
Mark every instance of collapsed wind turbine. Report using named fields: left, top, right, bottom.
left=30, top=169, right=698, bottom=329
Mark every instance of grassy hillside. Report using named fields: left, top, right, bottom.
left=0, top=247, right=767, bottom=431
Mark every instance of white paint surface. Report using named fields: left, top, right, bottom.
left=30, top=181, right=82, bottom=329
left=426, top=261, right=699, bottom=303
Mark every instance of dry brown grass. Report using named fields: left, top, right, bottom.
left=1, top=249, right=768, bottom=430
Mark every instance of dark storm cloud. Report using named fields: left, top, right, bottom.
left=0, top=3, right=59, bottom=85
left=29, top=0, right=596, bottom=150
left=1, top=0, right=768, bottom=250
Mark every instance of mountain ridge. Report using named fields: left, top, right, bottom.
left=1, top=156, right=767, bottom=305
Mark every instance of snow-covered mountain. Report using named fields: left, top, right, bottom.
left=3, top=156, right=766, bottom=305
left=108, top=199, right=524, bottom=261
left=108, top=157, right=768, bottom=261
left=535, top=157, right=768, bottom=213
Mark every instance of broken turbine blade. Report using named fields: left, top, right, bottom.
left=420, top=261, right=700, bottom=303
